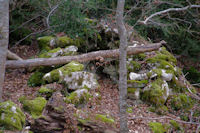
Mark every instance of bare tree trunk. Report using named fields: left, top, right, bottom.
left=116, top=0, right=129, bottom=132
left=0, top=0, right=9, bottom=102
left=5, top=43, right=163, bottom=69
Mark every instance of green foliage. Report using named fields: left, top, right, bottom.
left=95, top=114, right=115, bottom=124
left=183, top=67, right=200, bottom=84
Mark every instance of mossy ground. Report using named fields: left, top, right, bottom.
left=148, top=122, right=169, bottom=133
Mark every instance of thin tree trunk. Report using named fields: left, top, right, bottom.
left=0, top=0, right=9, bottom=102
left=116, top=0, right=129, bottom=132
left=5, top=43, right=163, bottom=69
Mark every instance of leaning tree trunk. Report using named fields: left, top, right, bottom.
left=116, top=0, right=129, bottom=132
left=0, top=0, right=9, bottom=102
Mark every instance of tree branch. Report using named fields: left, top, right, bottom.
left=6, top=42, right=164, bottom=69
left=140, top=5, right=200, bottom=25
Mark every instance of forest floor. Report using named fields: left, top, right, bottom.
left=3, top=44, right=200, bottom=132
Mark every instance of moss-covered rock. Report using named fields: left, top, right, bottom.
left=38, top=46, right=78, bottom=58
left=140, top=79, right=169, bottom=106
left=169, top=94, right=194, bottom=111
left=20, top=97, right=47, bottom=119
left=63, top=71, right=99, bottom=90
left=127, top=88, right=140, bottom=100
left=0, top=101, right=25, bottom=130
left=38, top=87, right=54, bottom=99
left=56, top=36, right=77, bottom=48
left=65, top=89, right=92, bottom=106
left=148, top=122, right=168, bottom=133
left=43, top=61, right=84, bottom=83
left=95, top=114, right=115, bottom=124
left=37, top=36, right=55, bottom=51
left=27, top=71, right=45, bottom=87
left=38, top=47, right=63, bottom=58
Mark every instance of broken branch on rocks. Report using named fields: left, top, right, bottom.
left=6, top=41, right=164, bottom=69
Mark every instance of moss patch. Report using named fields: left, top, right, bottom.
left=0, top=101, right=25, bottom=130
left=140, top=79, right=166, bottom=106
left=37, top=36, right=54, bottom=51
left=169, top=94, right=194, bottom=111
left=95, top=114, right=115, bottom=124
left=27, top=71, right=45, bottom=87
left=21, top=97, right=47, bottom=119
left=38, top=47, right=62, bottom=58
left=149, top=122, right=168, bottom=133
left=65, top=89, right=92, bottom=106
left=38, top=87, right=54, bottom=99
left=169, top=120, right=181, bottom=131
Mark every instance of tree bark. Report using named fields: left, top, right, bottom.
left=116, top=0, right=128, bottom=132
left=6, top=43, right=163, bottom=69
left=0, top=0, right=9, bottom=102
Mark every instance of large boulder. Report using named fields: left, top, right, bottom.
left=0, top=101, right=25, bottom=130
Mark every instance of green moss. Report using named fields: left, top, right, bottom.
left=148, top=122, right=168, bottom=133
left=152, top=69, right=162, bottom=77
left=127, top=88, right=137, bottom=94
left=149, top=105, right=168, bottom=115
left=169, top=120, right=181, bottom=130
left=95, top=114, right=115, bottom=124
left=56, top=36, right=75, bottom=48
left=21, top=97, right=47, bottom=119
left=127, top=80, right=148, bottom=88
left=126, top=107, right=133, bottom=113
left=38, top=47, right=62, bottom=58
left=27, top=71, right=45, bottom=87
left=43, top=61, right=84, bottom=83
left=132, top=53, right=146, bottom=61
left=169, top=94, right=194, bottom=111
left=0, top=101, right=25, bottom=130
left=65, top=89, right=92, bottom=106
left=38, top=87, right=54, bottom=99
left=127, top=61, right=141, bottom=72
left=37, top=36, right=54, bottom=51
left=140, top=79, right=166, bottom=106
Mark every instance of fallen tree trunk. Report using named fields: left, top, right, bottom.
left=6, top=42, right=164, bottom=69
left=7, top=50, right=23, bottom=60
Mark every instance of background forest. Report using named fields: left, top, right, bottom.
left=9, top=0, right=200, bottom=83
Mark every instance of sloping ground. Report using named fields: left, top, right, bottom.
left=3, top=62, right=199, bottom=132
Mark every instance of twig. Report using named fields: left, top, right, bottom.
left=130, top=116, right=200, bottom=125
left=139, top=5, right=200, bottom=25
left=15, top=29, right=48, bottom=45
left=46, top=4, right=60, bottom=28
left=10, top=15, right=41, bottom=33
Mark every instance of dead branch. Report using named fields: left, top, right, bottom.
left=130, top=116, right=200, bottom=125
left=7, top=50, right=23, bottom=60
left=6, top=42, right=164, bottom=69
left=140, top=5, right=200, bottom=25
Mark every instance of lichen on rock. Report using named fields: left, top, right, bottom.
left=43, top=61, right=84, bottom=83
left=20, top=97, right=47, bottom=119
left=63, top=71, right=99, bottom=90
left=0, top=101, right=25, bottom=130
